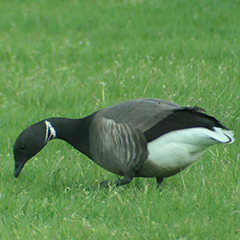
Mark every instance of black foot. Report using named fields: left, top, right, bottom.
left=100, top=180, right=110, bottom=187
left=100, top=174, right=134, bottom=188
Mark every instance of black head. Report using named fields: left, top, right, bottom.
left=13, top=120, right=56, bottom=177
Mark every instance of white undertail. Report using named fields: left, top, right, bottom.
left=147, top=127, right=234, bottom=172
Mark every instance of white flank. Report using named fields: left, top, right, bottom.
left=147, top=127, right=234, bottom=171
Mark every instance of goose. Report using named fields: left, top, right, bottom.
left=13, top=98, right=234, bottom=187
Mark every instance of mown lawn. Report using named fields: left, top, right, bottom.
left=0, top=0, right=240, bottom=239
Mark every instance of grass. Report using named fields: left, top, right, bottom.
left=0, top=0, right=240, bottom=239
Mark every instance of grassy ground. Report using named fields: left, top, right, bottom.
left=0, top=0, right=240, bottom=239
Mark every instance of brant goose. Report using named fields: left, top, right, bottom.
left=13, top=99, right=234, bottom=187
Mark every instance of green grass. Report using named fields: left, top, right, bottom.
left=1, top=0, right=240, bottom=239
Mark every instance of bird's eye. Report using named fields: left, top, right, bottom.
left=20, top=145, right=25, bottom=150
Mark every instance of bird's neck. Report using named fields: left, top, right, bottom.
left=45, top=114, right=95, bottom=158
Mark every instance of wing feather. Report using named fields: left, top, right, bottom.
left=99, top=99, right=181, bottom=133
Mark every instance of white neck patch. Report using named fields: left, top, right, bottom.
left=44, top=120, right=56, bottom=143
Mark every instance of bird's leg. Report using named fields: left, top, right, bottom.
left=114, top=171, right=134, bottom=186
left=156, top=177, right=164, bottom=188
left=113, top=175, right=133, bottom=186
left=100, top=172, right=134, bottom=187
